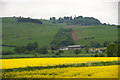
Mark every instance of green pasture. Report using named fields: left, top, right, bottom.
left=72, top=25, right=118, bottom=45
left=2, top=17, right=67, bottom=47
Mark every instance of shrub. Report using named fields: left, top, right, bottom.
left=99, top=54, right=105, bottom=57
left=85, top=49, right=89, bottom=53
left=51, top=50, right=54, bottom=53
left=2, top=51, right=14, bottom=55
left=106, top=43, right=118, bottom=57
left=14, top=46, right=26, bottom=53
left=90, top=41, right=102, bottom=48
left=94, top=54, right=98, bottom=57
left=26, top=42, right=38, bottom=51
left=24, top=50, right=35, bottom=54
left=59, top=50, right=64, bottom=53
left=34, top=54, right=37, bottom=57
left=55, top=53, right=60, bottom=56
left=36, top=47, right=48, bottom=54
left=24, top=50, right=30, bottom=54
left=74, top=49, right=81, bottom=55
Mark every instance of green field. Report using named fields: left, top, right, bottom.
left=72, top=25, right=118, bottom=45
left=2, top=17, right=118, bottom=53
left=2, top=17, right=67, bottom=47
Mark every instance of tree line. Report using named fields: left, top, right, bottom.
left=50, top=28, right=75, bottom=48
left=2, top=42, right=47, bottom=55
left=2, top=42, right=120, bottom=57
left=14, top=16, right=105, bottom=25
left=17, top=17, right=43, bottom=24
left=50, top=16, right=103, bottom=25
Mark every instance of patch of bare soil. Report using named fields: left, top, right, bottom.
left=72, top=30, right=78, bottom=40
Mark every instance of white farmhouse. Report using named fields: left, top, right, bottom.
left=59, top=45, right=85, bottom=50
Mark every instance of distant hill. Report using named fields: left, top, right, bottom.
left=2, top=17, right=67, bottom=47
left=2, top=17, right=118, bottom=51
left=70, top=25, right=118, bottom=46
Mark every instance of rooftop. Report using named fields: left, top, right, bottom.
left=67, top=45, right=83, bottom=48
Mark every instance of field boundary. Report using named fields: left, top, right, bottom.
left=2, top=60, right=120, bottom=73
left=1, top=54, right=106, bottom=59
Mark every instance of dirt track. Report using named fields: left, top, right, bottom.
left=69, top=25, right=85, bottom=40
left=72, top=30, right=78, bottom=40
left=69, top=25, right=86, bottom=40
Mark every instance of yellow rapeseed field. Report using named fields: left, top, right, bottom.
left=3, top=65, right=118, bottom=78
left=1, top=57, right=118, bottom=69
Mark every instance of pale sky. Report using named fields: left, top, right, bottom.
left=0, top=0, right=119, bottom=24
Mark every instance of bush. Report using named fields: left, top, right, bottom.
left=55, top=53, right=60, bottom=56
left=2, top=51, right=14, bottom=55
left=34, top=54, right=37, bottom=57
left=99, top=54, right=105, bottom=57
left=106, top=43, right=118, bottom=57
left=94, top=54, right=98, bottom=57
left=14, top=46, right=26, bottom=53
left=85, top=49, right=89, bottom=53
left=26, top=42, right=38, bottom=51
left=51, top=50, right=54, bottom=53
left=50, top=46, right=58, bottom=50
left=24, top=50, right=35, bottom=54
left=90, top=41, right=102, bottom=48
left=17, top=17, right=43, bottom=24
left=24, top=50, right=30, bottom=54
left=74, top=49, right=81, bottom=55
left=36, top=47, right=48, bottom=54
left=113, top=53, right=118, bottom=57
left=103, top=41, right=110, bottom=47
left=59, top=50, right=64, bottom=53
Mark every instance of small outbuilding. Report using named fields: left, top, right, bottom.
left=59, top=45, right=85, bottom=50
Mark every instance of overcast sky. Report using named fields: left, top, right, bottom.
left=0, top=0, right=119, bottom=24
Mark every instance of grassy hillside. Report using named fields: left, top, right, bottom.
left=71, top=25, right=118, bottom=45
left=2, top=17, right=118, bottom=52
left=2, top=17, right=67, bottom=48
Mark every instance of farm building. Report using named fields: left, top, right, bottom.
left=89, top=48, right=106, bottom=53
left=60, top=45, right=85, bottom=50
